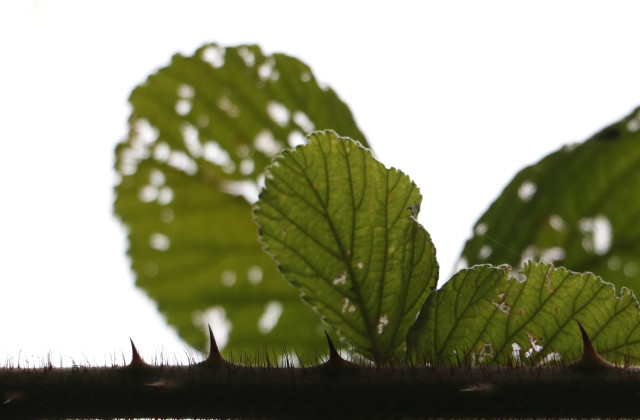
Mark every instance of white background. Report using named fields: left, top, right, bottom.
left=1, top=0, right=640, bottom=364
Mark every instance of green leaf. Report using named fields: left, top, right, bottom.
left=407, top=261, right=640, bottom=365
left=460, top=107, right=640, bottom=294
left=114, top=44, right=368, bottom=355
left=255, top=131, right=438, bottom=363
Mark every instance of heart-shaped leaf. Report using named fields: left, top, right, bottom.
left=114, top=44, right=368, bottom=355
left=255, top=131, right=438, bottom=363
left=407, top=261, right=640, bottom=365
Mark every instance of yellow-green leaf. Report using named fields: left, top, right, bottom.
left=255, top=131, right=438, bottom=363
left=407, top=262, right=640, bottom=365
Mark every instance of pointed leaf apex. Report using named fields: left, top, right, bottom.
left=574, top=320, right=613, bottom=370
left=128, top=338, right=149, bottom=368
left=205, top=324, right=225, bottom=366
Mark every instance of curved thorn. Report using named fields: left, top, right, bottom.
left=128, top=338, right=149, bottom=368
left=324, top=331, right=345, bottom=364
left=205, top=324, right=225, bottom=366
left=575, top=320, right=613, bottom=369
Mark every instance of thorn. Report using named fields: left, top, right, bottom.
left=573, top=320, right=614, bottom=371
left=203, top=325, right=226, bottom=366
left=128, top=338, right=150, bottom=368
left=325, top=331, right=344, bottom=363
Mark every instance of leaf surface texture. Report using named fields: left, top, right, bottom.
left=407, top=262, right=640, bottom=365
left=256, top=131, right=438, bottom=363
left=461, top=107, right=640, bottom=294
left=113, top=44, right=367, bottom=354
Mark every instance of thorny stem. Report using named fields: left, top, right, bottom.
left=0, top=324, right=637, bottom=419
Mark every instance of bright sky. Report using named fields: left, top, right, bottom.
left=1, top=0, right=640, bottom=365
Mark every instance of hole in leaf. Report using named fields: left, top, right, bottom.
left=192, top=306, right=232, bottom=349
left=377, top=314, right=389, bottom=335
left=133, top=119, right=159, bottom=145
left=237, top=46, right=255, bottom=67
left=579, top=215, right=612, bottom=255
left=181, top=123, right=202, bottom=158
left=288, top=131, right=306, bottom=148
left=175, top=99, right=192, bottom=116
left=149, top=233, right=170, bottom=251
left=300, top=71, right=311, bottom=82
left=247, top=266, right=263, bottom=284
left=221, top=270, right=237, bottom=287
left=356, top=262, right=364, bottom=270
left=341, top=298, right=350, bottom=313
left=474, top=223, right=488, bottom=235
left=549, top=214, right=567, bottom=231
left=149, top=169, right=165, bottom=187
left=454, top=257, right=469, bottom=272
left=217, top=96, right=240, bottom=117
left=157, top=187, right=174, bottom=205
left=258, top=58, right=278, bottom=81
left=333, top=271, right=347, bottom=286
left=540, top=247, right=565, bottom=264
left=511, top=342, right=521, bottom=362
left=257, top=301, right=283, bottom=334
left=239, top=159, right=255, bottom=175
left=168, top=151, right=198, bottom=175
left=201, top=45, right=225, bottom=68
left=519, top=245, right=538, bottom=267
left=220, top=180, right=260, bottom=203
left=478, top=245, right=492, bottom=260
left=177, top=84, right=195, bottom=99
left=203, top=141, right=232, bottom=167
left=293, top=111, right=315, bottom=132
left=267, top=101, right=290, bottom=127
left=539, top=352, right=562, bottom=365
left=139, top=185, right=158, bottom=203
left=518, top=181, right=537, bottom=202
left=524, top=333, right=543, bottom=358
left=254, top=130, right=281, bottom=157
left=154, top=142, right=171, bottom=162
left=491, top=296, right=511, bottom=314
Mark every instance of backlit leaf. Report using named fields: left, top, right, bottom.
left=460, top=107, right=640, bottom=294
left=407, top=262, right=640, bottom=365
left=255, top=131, right=438, bottom=363
left=114, top=44, right=367, bottom=355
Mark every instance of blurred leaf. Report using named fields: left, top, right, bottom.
left=407, top=262, right=640, bottom=365
left=255, top=131, right=438, bottom=363
left=114, top=44, right=368, bottom=355
left=460, top=107, right=640, bottom=293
